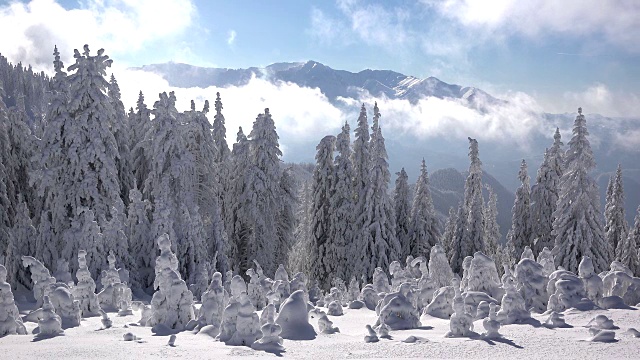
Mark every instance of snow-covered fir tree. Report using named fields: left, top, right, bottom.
left=290, top=180, right=313, bottom=276
left=276, top=167, right=297, bottom=269
left=506, top=160, right=533, bottom=261
left=408, top=159, right=440, bottom=258
left=605, top=165, right=628, bottom=261
left=311, top=135, right=336, bottom=288
left=365, top=105, right=400, bottom=276
left=441, top=207, right=457, bottom=258
left=552, top=108, right=609, bottom=273
left=6, top=198, right=35, bottom=287
left=329, top=121, right=355, bottom=283
left=483, top=185, right=501, bottom=261
left=619, top=206, right=640, bottom=276
left=131, top=91, right=152, bottom=192
left=107, top=74, right=133, bottom=207
left=394, top=168, right=411, bottom=260
left=242, top=109, right=284, bottom=276
left=0, top=88, right=12, bottom=267
left=449, top=204, right=469, bottom=274
left=351, top=104, right=370, bottom=201
left=225, top=127, right=250, bottom=273
left=62, top=207, right=105, bottom=278
left=531, top=148, right=560, bottom=256
left=126, top=187, right=151, bottom=289
left=212, top=92, right=231, bottom=164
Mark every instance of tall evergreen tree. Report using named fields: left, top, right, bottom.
left=108, top=74, right=134, bottom=207
left=351, top=104, right=370, bottom=200
left=242, top=109, right=283, bottom=276
left=394, top=167, right=411, bottom=260
left=619, top=206, right=640, bottom=276
left=449, top=204, right=469, bottom=274
left=553, top=108, right=609, bottom=273
left=276, top=167, right=297, bottom=269
left=126, top=187, right=152, bottom=289
left=351, top=104, right=372, bottom=279
left=506, top=160, right=533, bottom=260
left=225, top=127, right=250, bottom=272
left=329, top=121, right=355, bottom=282
left=311, top=135, right=336, bottom=288
left=605, top=165, right=628, bottom=261
left=531, top=148, right=560, bottom=256
left=483, top=185, right=501, bottom=261
left=408, top=159, right=440, bottom=258
left=212, top=92, right=231, bottom=164
left=290, top=180, right=313, bottom=276
left=0, top=80, right=12, bottom=260
left=7, top=197, right=36, bottom=288
left=441, top=206, right=457, bottom=258
left=131, top=91, right=152, bottom=192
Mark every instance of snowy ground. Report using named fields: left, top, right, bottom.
left=3, top=302, right=640, bottom=359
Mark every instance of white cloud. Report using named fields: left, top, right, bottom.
left=308, top=7, right=349, bottom=45
left=425, top=0, right=640, bottom=52
left=561, top=84, right=640, bottom=118
left=0, top=0, right=196, bottom=70
left=227, top=30, right=237, bottom=45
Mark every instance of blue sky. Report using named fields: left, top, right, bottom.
left=1, top=0, right=639, bottom=117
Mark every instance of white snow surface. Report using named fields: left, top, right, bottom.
left=2, top=297, right=640, bottom=359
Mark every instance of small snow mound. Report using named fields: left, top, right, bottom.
left=196, top=325, right=220, bottom=338
left=587, top=328, right=616, bottom=342
left=586, top=315, right=617, bottom=330
left=123, top=332, right=138, bottom=341
left=599, top=296, right=634, bottom=310
left=402, top=335, right=428, bottom=343
left=349, top=300, right=365, bottom=309
left=276, top=290, right=316, bottom=340
left=625, top=328, right=640, bottom=337
left=364, top=324, right=379, bottom=343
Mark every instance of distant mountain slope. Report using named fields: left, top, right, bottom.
left=137, top=60, right=502, bottom=109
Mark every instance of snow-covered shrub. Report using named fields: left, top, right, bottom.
left=52, top=259, right=73, bottom=285
left=227, top=295, right=261, bottom=346
left=74, top=250, right=102, bottom=317
left=217, top=298, right=239, bottom=343
left=359, top=284, right=380, bottom=311
left=515, top=258, right=548, bottom=313
left=0, top=265, right=27, bottom=336
left=327, top=300, right=344, bottom=316
left=274, top=264, right=291, bottom=299
left=374, top=290, right=420, bottom=330
left=520, top=246, right=534, bottom=261
left=48, top=284, right=81, bottom=327
left=372, top=267, right=390, bottom=294
left=21, top=256, right=53, bottom=307
left=578, top=256, right=603, bottom=303
left=37, top=295, right=63, bottom=336
left=197, top=272, right=227, bottom=334
left=275, top=290, right=316, bottom=340
left=251, top=303, right=284, bottom=352
left=428, top=245, right=454, bottom=289
left=460, top=256, right=473, bottom=291
left=446, top=281, right=473, bottom=337
left=497, top=271, right=530, bottom=324
left=147, top=234, right=195, bottom=330
left=424, top=285, right=455, bottom=319
left=465, top=252, right=504, bottom=300
left=190, top=262, right=210, bottom=301
left=536, top=247, right=555, bottom=277
left=547, top=270, right=591, bottom=312
left=97, top=252, right=132, bottom=313
left=347, top=276, right=360, bottom=303
left=482, top=303, right=501, bottom=338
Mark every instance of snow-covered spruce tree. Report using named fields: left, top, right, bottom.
left=64, top=46, right=122, bottom=229
left=126, top=187, right=151, bottom=289
left=449, top=204, right=468, bottom=274
left=30, top=46, right=70, bottom=264
left=351, top=104, right=370, bottom=203
left=366, top=107, right=401, bottom=277
left=149, top=178, right=176, bottom=270
left=242, top=109, right=283, bottom=276
left=131, top=91, right=152, bottom=192
left=441, top=207, right=457, bottom=258
left=107, top=74, right=133, bottom=207
left=276, top=167, right=297, bottom=270
left=408, top=159, right=440, bottom=259
left=225, top=127, right=250, bottom=272
left=329, top=121, right=355, bottom=283
left=212, top=92, right=231, bottom=164
left=549, top=127, right=565, bottom=180
left=311, top=135, right=336, bottom=289
left=483, top=185, right=500, bottom=261
left=290, top=180, right=313, bottom=276
left=552, top=108, right=609, bottom=273
left=99, top=203, right=134, bottom=285
left=0, top=85, right=11, bottom=262
left=619, top=206, right=640, bottom=276
left=394, top=168, right=411, bottom=260
left=605, top=165, right=628, bottom=261
left=531, top=149, right=560, bottom=256
left=8, top=197, right=37, bottom=288
left=176, top=202, right=208, bottom=286
left=506, top=160, right=533, bottom=261
left=463, top=138, right=484, bottom=258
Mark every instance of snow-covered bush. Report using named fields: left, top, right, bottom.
left=197, top=272, right=227, bottom=334
left=428, top=245, right=454, bottom=289
left=251, top=303, right=284, bottom=352
left=497, top=271, right=530, bottom=324
left=21, top=256, right=53, bottom=307
left=74, top=250, right=102, bottom=317
left=327, top=300, right=344, bottom=316
left=275, top=290, right=316, bottom=340
left=578, top=256, right=603, bottom=303
left=482, top=303, right=501, bottom=338
left=359, top=284, right=380, bottom=311
left=48, top=284, right=81, bottom=327
left=547, top=270, right=591, bottom=312
left=424, top=285, right=455, bottom=319
left=147, top=234, right=195, bottom=330
left=465, top=252, right=503, bottom=300
left=0, top=265, right=27, bottom=336
left=97, top=252, right=132, bottom=312
left=37, top=295, right=63, bottom=336
left=536, top=247, right=555, bottom=277
left=227, top=295, right=261, bottom=346
left=515, top=258, right=548, bottom=313
left=374, top=290, right=420, bottom=330
left=446, top=281, right=473, bottom=337
left=372, top=267, right=390, bottom=294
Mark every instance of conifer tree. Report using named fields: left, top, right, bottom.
left=553, top=108, right=609, bottom=273
left=131, top=91, right=152, bottom=192
left=394, top=168, right=411, bottom=260
left=483, top=185, right=501, bottom=261
left=619, top=206, right=640, bottom=276
left=605, top=165, right=628, bottom=261
left=506, top=160, right=533, bottom=261
left=329, top=122, right=355, bottom=282
left=243, top=109, right=283, bottom=276
left=36, top=210, right=57, bottom=272
left=108, top=74, right=134, bottom=206
left=126, top=187, right=152, bottom=289
left=7, top=197, right=36, bottom=288
left=449, top=204, right=469, bottom=274
left=225, top=127, right=250, bottom=272
left=408, top=159, right=440, bottom=258
left=531, top=148, right=560, bottom=255
left=311, top=135, right=336, bottom=288
left=0, top=81, right=12, bottom=259
left=62, top=207, right=105, bottom=278
left=276, top=167, right=297, bottom=269
left=351, top=104, right=372, bottom=279
left=441, top=207, right=457, bottom=258
left=212, top=92, right=231, bottom=164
